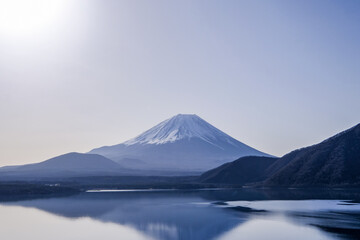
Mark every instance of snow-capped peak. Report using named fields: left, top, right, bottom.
left=123, top=114, right=239, bottom=146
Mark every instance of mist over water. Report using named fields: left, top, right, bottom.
left=1, top=189, right=360, bottom=240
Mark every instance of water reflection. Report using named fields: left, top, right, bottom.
left=219, top=217, right=334, bottom=240
left=0, top=205, right=153, bottom=240
left=1, top=189, right=360, bottom=240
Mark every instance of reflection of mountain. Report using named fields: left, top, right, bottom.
left=2, top=189, right=360, bottom=240
left=2, top=191, right=244, bottom=240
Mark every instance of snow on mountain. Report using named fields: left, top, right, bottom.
left=89, top=114, right=271, bottom=173
left=124, top=114, right=239, bottom=148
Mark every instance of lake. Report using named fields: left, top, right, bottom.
left=1, top=188, right=360, bottom=240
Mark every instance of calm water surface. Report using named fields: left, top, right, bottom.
left=1, top=188, right=360, bottom=240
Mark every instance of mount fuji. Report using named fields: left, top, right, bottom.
left=90, top=114, right=271, bottom=173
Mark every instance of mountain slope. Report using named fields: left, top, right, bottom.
left=264, top=123, right=360, bottom=187
left=90, top=114, right=271, bottom=172
left=198, top=123, right=360, bottom=187
left=199, top=156, right=278, bottom=184
left=0, top=152, right=124, bottom=178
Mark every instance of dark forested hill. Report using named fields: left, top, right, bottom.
left=199, top=156, right=278, bottom=184
left=265, top=123, right=360, bottom=187
left=201, top=123, right=360, bottom=187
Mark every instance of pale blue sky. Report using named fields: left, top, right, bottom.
left=0, top=0, right=359, bottom=165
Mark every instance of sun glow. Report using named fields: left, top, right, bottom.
left=0, top=0, right=69, bottom=37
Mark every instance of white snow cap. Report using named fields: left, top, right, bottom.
left=124, top=114, right=238, bottom=146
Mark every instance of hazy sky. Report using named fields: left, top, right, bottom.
left=1, top=0, right=359, bottom=166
